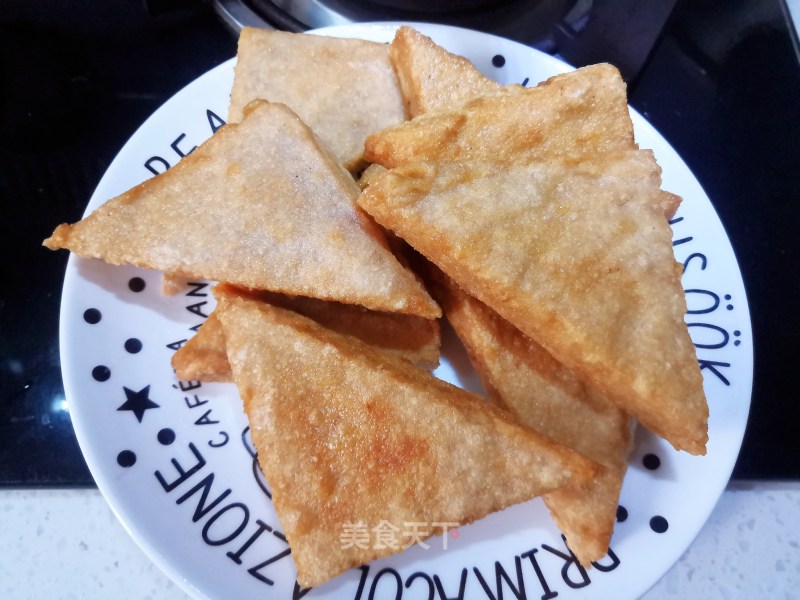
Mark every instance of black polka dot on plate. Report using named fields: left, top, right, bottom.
left=616, top=505, right=628, bottom=522
left=83, top=308, right=102, bottom=324
left=128, top=277, right=146, bottom=293
left=125, top=338, right=143, bottom=354
left=117, top=450, right=136, bottom=468
left=92, top=365, right=111, bottom=382
left=650, top=515, right=669, bottom=533
left=643, top=453, right=661, bottom=470
left=157, top=428, right=176, bottom=446
left=492, top=54, right=506, bottom=68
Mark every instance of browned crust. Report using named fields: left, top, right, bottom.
left=358, top=152, right=708, bottom=455
left=422, top=264, right=632, bottom=565
left=230, top=28, right=407, bottom=172
left=43, top=100, right=440, bottom=318
left=216, top=287, right=602, bottom=587
left=364, top=63, right=635, bottom=169
left=172, top=284, right=441, bottom=381
left=389, top=26, right=500, bottom=118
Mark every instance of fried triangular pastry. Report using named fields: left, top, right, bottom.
left=229, top=28, right=406, bottom=172
left=356, top=163, right=388, bottom=191
left=364, top=63, right=635, bottom=169
left=172, top=284, right=441, bottom=381
left=215, top=287, right=600, bottom=588
left=390, top=26, right=499, bottom=117
left=381, top=44, right=680, bottom=223
left=423, top=265, right=632, bottom=565
left=358, top=151, right=707, bottom=454
left=172, top=312, right=231, bottom=382
left=161, top=272, right=191, bottom=295
left=44, top=100, right=439, bottom=318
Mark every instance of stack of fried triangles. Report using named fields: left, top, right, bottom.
left=44, top=26, right=708, bottom=588
left=214, top=284, right=599, bottom=587
left=357, top=26, right=707, bottom=566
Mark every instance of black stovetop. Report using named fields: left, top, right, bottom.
left=1, top=0, right=798, bottom=486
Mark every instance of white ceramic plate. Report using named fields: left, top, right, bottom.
left=58, top=22, right=753, bottom=600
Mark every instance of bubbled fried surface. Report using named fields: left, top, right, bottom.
left=215, top=289, right=600, bottom=588
left=44, top=100, right=439, bottom=318
left=389, top=26, right=500, bottom=118
left=364, top=63, right=636, bottom=169
left=171, top=284, right=441, bottom=382
left=171, top=312, right=232, bottom=382
left=358, top=151, right=708, bottom=455
left=425, top=267, right=632, bottom=565
left=229, top=28, right=406, bottom=172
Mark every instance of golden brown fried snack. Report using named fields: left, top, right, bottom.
left=358, top=151, right=708, bottom=455
left=172, top=285, right=441, bottom=381
left=215, top=287, right=601, bottom=588
left=364, top=63, right=635, bottom=169
left=386, top=38, right=679, bottom=225
left=423, top=265, right=632, bottom=566
left=229, top=28, right=406, bottom=172
left=161, top=272, right=191, bottom=296
left=356, top=163, right=388, bottom=191
left=659, top=191, right=682, bottom=220
left=384, top=39, right=677, bottom=225
left=44, top=100, right=439, bottom=319
left=172, top=313, right=231, bottom=382
left=389, top=26, right=499, bottom=117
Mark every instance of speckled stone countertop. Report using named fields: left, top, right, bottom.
left=2, top=482, right=797, bottom=599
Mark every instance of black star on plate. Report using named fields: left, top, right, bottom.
left=117, top=385, right=159, bottom=422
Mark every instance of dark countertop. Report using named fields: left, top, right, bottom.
left=0, top=1, right=237, bottom=486
left=0, top=0, right=797, bottom=485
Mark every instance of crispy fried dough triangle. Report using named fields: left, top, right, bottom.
left=215, top=288, right=600, bottom=588
left=383, top=46, right=680, bottom=221
left=424, top=266, right=632, bottom=565
left=359, top=151, right=708, bottom=454
left=356, top=163, right=388, bottom=191
left=364, top=63, right=635, bottom=169
left=390, top=26, right=499, bottom=117
left=172, top=313, right=231, bottom=382
left=229, top=28, right=406, bottom=172
left=172, top=284, right=441, bottom=381
left=44, top=100, right=439, bottom=318
left=382, top=41, right=681, bottom=219
left=161, top=272, right=191, bottom=295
